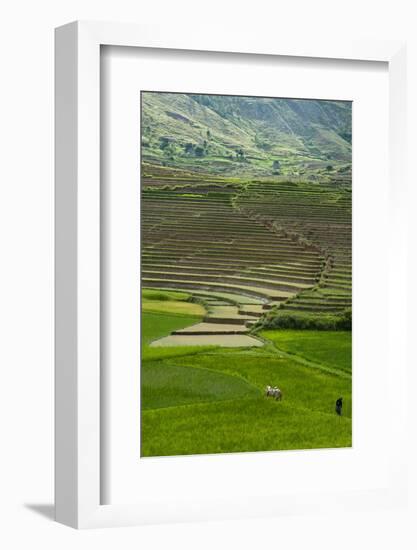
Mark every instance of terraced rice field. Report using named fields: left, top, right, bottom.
left=141, top=165, right=351, bottom=344
left=140, top=93, right=352, bottom=457
left=235, top=181, right=351, bottom=315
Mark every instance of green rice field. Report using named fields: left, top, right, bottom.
left=140, top=93, right=352, bottom=457
left=141, top=291, right=352, bottom=457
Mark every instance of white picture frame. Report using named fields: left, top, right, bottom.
left=55, top=21, right=407, bottom=529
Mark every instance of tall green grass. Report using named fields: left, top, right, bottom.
left=141, top=311, right=215, bottom=362
left=141, top=298, right=352, bottom=457
left=261, top=330, right=352, bottom=374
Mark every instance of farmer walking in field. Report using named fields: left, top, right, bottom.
left=335, top=397, right=343, bottom=416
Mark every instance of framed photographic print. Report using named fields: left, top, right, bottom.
left=55, top=21, right=408, bottom=528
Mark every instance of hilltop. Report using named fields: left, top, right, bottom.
left=141, top=92, right=352, bottom=179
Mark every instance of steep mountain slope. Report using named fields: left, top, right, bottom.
left=141, top=92, right=352, bottom=178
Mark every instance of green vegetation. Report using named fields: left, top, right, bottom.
left=142, top=289, right=190, bottom=301
left=142, top=311, right=216, bottom=363
left=142, top=92, right=352, bottom=180
left=142, top=361, right=258, bottom=410
left=140, top=93, right=352, bottom=457
left=260, top=330, right=351, bottom=374
left=142, top=288, right=206, bottom=316
left=142, top=311, right=200, bottom=346
left=255, top=308, right=352, bottom=331
left=142, top=398, right=351, bottom=457
left=141, top=293, right=352, bottom=457
left=141, top=176, right=351, bottom=316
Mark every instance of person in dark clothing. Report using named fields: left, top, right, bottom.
left=335, top=397, right=343, bottom=416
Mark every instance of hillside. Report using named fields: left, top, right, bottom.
left=141, top=92, right=352, bottom=178
left=140, top=92, right=352, bottom=458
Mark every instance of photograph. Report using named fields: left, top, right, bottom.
left=0, top=0, right=410, bottom=542
left=140, top=91, right=352, bottom=457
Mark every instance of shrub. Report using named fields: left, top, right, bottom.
left=336, top=308, right=352, bottom=330
left=272, top=160, right=281, bottom=175
left=160, top=137, right=170, bottom=149
left=256, top=309, right=351, bottom=331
